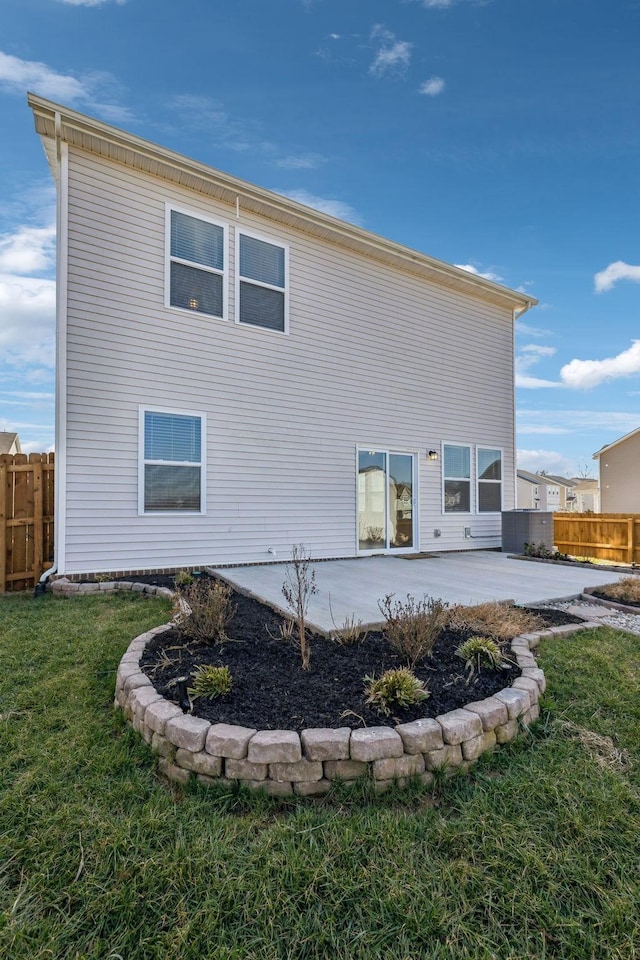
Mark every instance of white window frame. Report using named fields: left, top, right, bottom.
left=138, top=405, right=206, bottom=516
left=355, top=445, right=420, bottom=555
left=165, top=203, right=228, bottom=320
left=476, top=446, right=503, bottom=514
left=235, top=227, right=289, bottom=334
left=442, top=442, right=472, bottom=514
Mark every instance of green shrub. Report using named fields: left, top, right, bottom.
left=364, top=667, right=429, bottom=716
left=174, top=569, right=195, bottom=588
left=174, top=579, right=236, bottom=643
left=378, top=593, right=449, bottom=667
left=455, top=635, right=503, bottom=675
left=188, top=664, right=233, bottom=700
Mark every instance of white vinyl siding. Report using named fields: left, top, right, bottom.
left=236, top=230, right=288, bottom=333
left=59, top=148, right=516, bottom=573
left=166, top=206, right=227, bottom=320
left=139, top=408, right=205, bottom=514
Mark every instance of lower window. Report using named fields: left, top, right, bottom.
left=443, top=444, right=471, bottom=513
left=477, top=447, right=502, bottom=512
left=140, top=409, right=205, bottom=513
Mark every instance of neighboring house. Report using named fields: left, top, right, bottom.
left=516, top=470, right=561, bottom=511
left=0, top=432, right=22, bottom=455
left=594, top=428, right=640, bottom=512
left=542, top=474, right=578, bottom=510
left=570, top=478, right=600, bottom=513
left=29, top=95, right=536, bottom=576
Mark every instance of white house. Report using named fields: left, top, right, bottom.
left=29, top=95, right=536, bottom=576
left=516, top=470, right=561, bottom=511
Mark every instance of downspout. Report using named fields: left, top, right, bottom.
left=511, top=300, right=535, bottom=512
left=36, top=111, right=66, bottom=595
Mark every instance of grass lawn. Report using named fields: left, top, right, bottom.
left=1, top=591, right=639, bottom=960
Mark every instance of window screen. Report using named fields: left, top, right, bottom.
left=238, top=233, right=286, bottom=331
left=143, top=411, right=203, bottom=512
left=478, top=448, right=502, bottom=512
left=443, top=444, right=471, bottom=513
left=169, top=210, right=225, bottom=318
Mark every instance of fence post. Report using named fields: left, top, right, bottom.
left=0, top=456, right=6, bottom=593
left=628, top=518, right=635, bottom=564
left=32, top=454, right=44, bottom=584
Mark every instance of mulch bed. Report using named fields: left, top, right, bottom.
left=137, top=575, right=583, bottom=733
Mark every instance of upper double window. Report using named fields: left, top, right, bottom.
left=167, top=207, right=227, bottom=319
left=237, top=231, right=288, bottom=333
left=166, top=209, right=288, bottom=333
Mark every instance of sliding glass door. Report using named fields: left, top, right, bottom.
left=358, top=450, right=416, bottom=552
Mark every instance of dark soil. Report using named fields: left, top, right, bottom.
left=138, top=576, right=583, bottom=732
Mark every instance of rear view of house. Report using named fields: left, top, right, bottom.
left=29, top=95, right=536, bottom=576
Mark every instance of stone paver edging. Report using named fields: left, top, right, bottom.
left=51, top=577, right=601, bottom=796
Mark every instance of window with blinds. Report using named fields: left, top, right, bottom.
left=443, top=444, right=471, bottom=513
left=477, top=447, right=502, bottom=512
left=237, top=232, right=288, bottom=332
left=167, top=208, right=226, bottom=319
left=140, top=409, right=205, bottom=513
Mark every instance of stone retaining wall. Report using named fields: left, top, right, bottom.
left=51, top=577, right=600, bottom=796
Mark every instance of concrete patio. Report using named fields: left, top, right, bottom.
left=210, top=551, right=627, bottom=634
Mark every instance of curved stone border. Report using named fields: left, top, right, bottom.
left=50, top=577, right=601, bottom=795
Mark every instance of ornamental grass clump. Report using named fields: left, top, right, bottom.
left=595, top=575, right=640, bottom=605
left=364, top=667, right=429, bottom=716
left=378, top=593, right=449, bottom=667
left=174, top=579, right=236, bottom=644
left=449, top=600, right=543, bottom=641
left=455, top=636, right=504, bottom=676
left=188, top=664, right=233, bottom=700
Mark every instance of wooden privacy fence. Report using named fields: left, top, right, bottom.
left=0, top=453, right=55, bottom=593
left=554, top=512, right=640, bottom=565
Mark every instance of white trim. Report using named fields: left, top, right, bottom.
left=356, top=445, right=419, bottom=555
left=164, top=203, right=228, bottom=321
left=138, top=405, right=207, bottom=516
left=235, top=226, right=289, bottom=335
left=55, top=141, right=69, bottom=573
left=476, top=445, right=504, bottom=514
left=442, top=441, right=472, bottom=515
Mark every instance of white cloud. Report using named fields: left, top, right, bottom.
left=517, top=449, right=578, bottom=476
left=370, top=26, right=412, bottom=77
left=517, top=426, right=570, bottom=435
left=58, top=0, right=126, bottom=5
left=277, top=189, right=363, bottom=225
left=454, top=263, right=504, bottom=284
left=0, top=50, right=130, bottom=122
left=516, top=319, right=551, bottom=338
left=419, top=76, right=446, bottom=96
left=0, top=274, right=56, bottom=366
left=517, top=408, right=640, bottom=435
left=275, top=153, right=326, bottom=170
left=515, top=344, right=561, bottom=389
left=0, top=224, right=56, bottom=275
left=560, top=340, right=640, bottom=389
left=0, top=50, right=87, bottom=102
left=594, top=261, right=640, bottom=293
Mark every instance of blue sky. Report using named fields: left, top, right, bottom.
left=1, top=0, right=639, bottom=477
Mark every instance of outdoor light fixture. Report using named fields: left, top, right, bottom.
left=172, top=676, right=191, bottom=713
left=427, top=450, right=439, bottom=461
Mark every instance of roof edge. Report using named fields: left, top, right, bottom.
left=593, top=424, right=640, bottom=458
left=28, top=93, right=537, bottom=312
